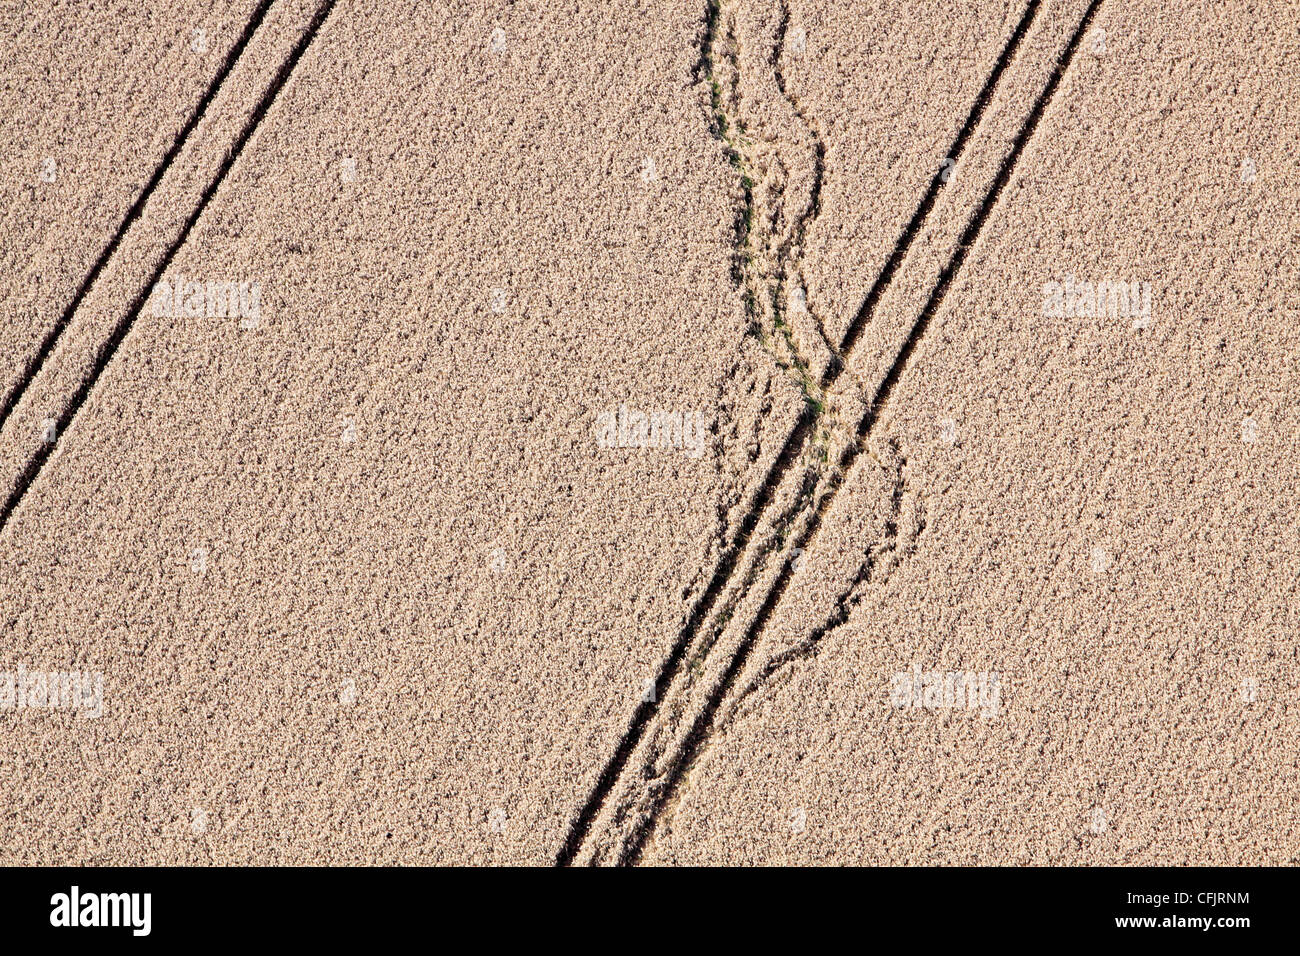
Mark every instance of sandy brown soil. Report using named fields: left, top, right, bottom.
left=0, top=0, right=807, bottom=864
left=0, top=0, right=328, bottom=520
left=639, top=0, right=1300, bottom=865
left=1, top=0, right=1296, bottom=866
left=0, top=0, right=264, bottom=422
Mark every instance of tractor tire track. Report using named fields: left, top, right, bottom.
left=0, top=0, right=340, bottom=539
left=0, top=0, right=277, bottom=439
left=619, top=0, right=1105, bottom=865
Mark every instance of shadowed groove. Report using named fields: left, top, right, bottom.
left=0, top=0, right=277, bottom=437
left=554, top=406, right=813, bottom=865
left=827, top=0, right=1039, bottom=384
left=620, top=0, right=1106, bottom=866
left=0, top=0, right=340, bottom=539
left=556, top=0, right=1050, bottom=867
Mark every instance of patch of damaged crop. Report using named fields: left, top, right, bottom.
left=697, top=0, right=755, bottom=293
left=561, top=0, right=871, bottom=868
left=612, top=0, right=1103, bottom=868
left=717, top=441, right=929, bottom=734
left=697, top=0, right=832, bottom=426
left=771, top=0, right=835, bottom=360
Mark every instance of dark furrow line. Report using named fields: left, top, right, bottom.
left=0, top=0, right=277, bottom=437
left=558, top=0, right=1037, bottom=867
left=719, top=448, right=910, bottom=735
left=557, top=0, right=832, bottom=865
left=856, top=0, right=1101, bottom=441
left=622, top=0, right=1104, bottom=865
left=0, top=0, right=339, bottom=539
left=554, top=406, right=813, bottom=865
left=827, top=0, right=1039, bottom=383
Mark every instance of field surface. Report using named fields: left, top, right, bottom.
left=1, top=0, right=1295, bottom=865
